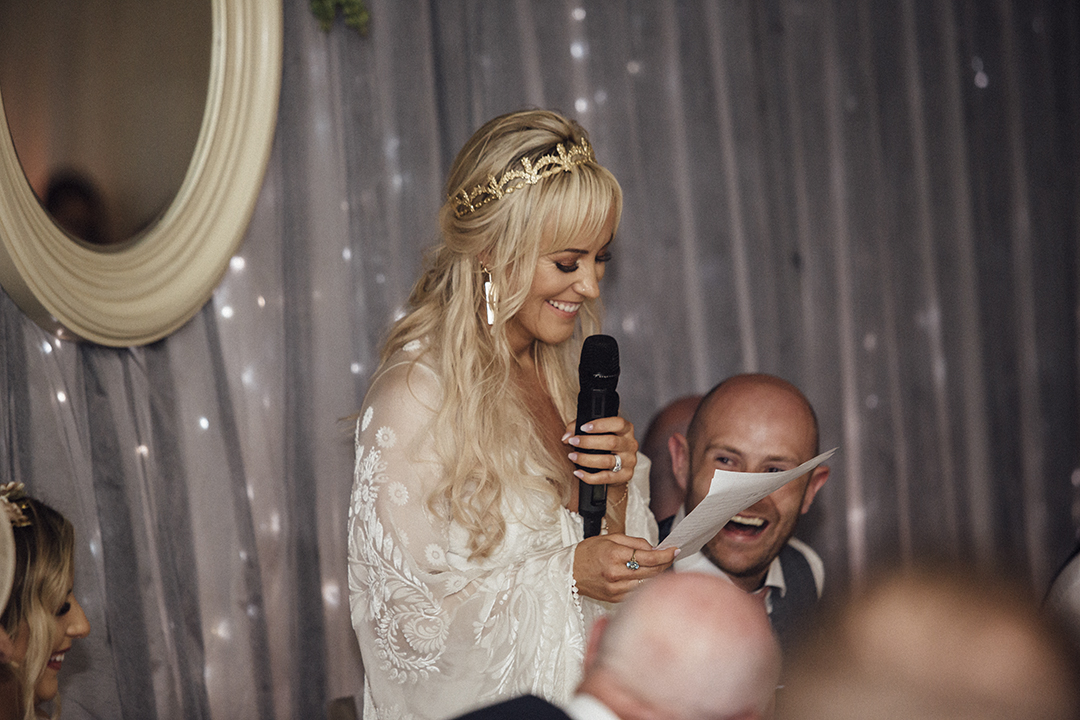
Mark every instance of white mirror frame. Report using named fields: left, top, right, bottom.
left=0, top=0, right=282, bottom=347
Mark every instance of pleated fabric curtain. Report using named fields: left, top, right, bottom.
left=0, top=1, right=1076, bottom=718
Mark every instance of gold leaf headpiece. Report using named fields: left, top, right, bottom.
left=0, top=482, right=31, bottom=528
left=451, top=138, right=595, bottom=218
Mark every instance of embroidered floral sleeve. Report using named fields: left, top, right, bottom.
left=348, top=355, right=587, bottom=720
left=624, top=453, right=659, bottom=546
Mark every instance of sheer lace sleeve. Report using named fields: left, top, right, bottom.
left=348, top=351, right=587, bottom=720
left=623, top=452, right=659, bottom=546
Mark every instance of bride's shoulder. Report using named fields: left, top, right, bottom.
left=365, top=342, right=442, bottom=411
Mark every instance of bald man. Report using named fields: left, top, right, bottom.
left=453, top=572, right=782, bottom=720
left=640, top=395, right=702, bottom=541
left=671, top=374, right=829, bottom=653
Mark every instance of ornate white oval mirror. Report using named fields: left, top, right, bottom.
left=0, top=0, right=282, bottom=346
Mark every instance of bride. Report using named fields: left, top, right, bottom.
left=348, top=109, right=676, bottom=720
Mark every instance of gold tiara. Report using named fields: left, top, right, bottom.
left=0, top=482, right=31, bottom=528
left=451, top=138, right=595, bottom=218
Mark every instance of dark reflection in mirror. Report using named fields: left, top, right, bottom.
left=0, top=0, right=211, bottom=246
left=44, top=170, right=109, bottom=246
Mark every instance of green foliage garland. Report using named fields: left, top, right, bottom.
left=311, top=0, right=370, bottom=35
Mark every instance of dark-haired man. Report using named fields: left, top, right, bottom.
left=640, top=394, right=701, bottom=542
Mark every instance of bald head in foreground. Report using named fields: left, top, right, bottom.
left=777, top=563, right=1080, bottom=720
left=453, top=572, right=782, bottom=720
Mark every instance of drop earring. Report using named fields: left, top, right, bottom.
left=481, top=263, right=497, bottom=326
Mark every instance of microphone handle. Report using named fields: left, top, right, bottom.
left=577, top=386, right=619, bottom=538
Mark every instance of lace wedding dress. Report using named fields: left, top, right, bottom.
left=348, top=344, right=656, bottom=720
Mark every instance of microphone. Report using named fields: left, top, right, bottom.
left=576, top=334, right=620, bottom=538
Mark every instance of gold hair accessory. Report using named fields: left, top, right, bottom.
left=0, top=482, right=31, bottom=528
left=452, top=138, right=595, bottom=218
left=480, top=262, right=497, bottom=326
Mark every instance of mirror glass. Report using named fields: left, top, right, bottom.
left=0, top=0, right=210, bottom=246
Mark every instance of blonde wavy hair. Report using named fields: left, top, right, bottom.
left=380, top=109, right=623, bottom=559
left=1, top=498, right=75, bottom=720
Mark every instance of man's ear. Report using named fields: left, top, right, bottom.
left=800, top=465, right=830, bottom=514
left=668, top=433, right=690, bottom=493
left=582, top=616, right=609, bottom=673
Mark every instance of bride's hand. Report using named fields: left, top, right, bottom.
left=563, top=416, right=637, bottom=485
left=573, top=534, right=678, bottom=603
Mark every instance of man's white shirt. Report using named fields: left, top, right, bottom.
left=673, top=538, right=824, bottom=613
left=565, top=694, right=621, bottom=720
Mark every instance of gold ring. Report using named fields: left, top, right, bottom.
left=626, top=549, right=640, bottom=571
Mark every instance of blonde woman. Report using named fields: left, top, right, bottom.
left=0, top=486, right=90, bottom=720
left=348, top=109, right=677, bottom=720
left=0, top=492, right=15, bottom=663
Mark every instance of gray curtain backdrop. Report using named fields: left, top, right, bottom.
left=1, top=1, right=1077, bottom=718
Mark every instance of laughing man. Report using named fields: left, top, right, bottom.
left=669, top=373, right=829, bottom=653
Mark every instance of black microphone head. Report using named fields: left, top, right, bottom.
left=579, top=334, right=620, bottom=389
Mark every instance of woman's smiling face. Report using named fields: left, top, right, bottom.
left=10, top=577, right=91, bottom=707
left=505, top=206, right=617, bottom=355
left=37, top=586, right=89, bottom=704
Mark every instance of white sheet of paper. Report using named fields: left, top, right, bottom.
left=657, top=448, right=837, bottom=556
